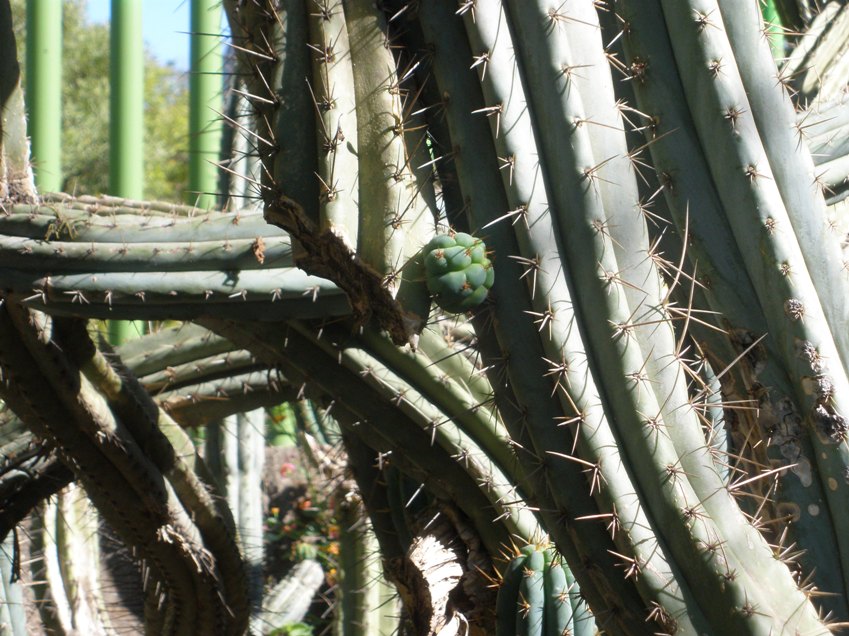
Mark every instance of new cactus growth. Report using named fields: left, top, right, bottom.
left=424, top=232, right=494, bottom=313
left=497, top=545, right=595, bottom=636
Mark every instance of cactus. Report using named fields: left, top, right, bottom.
left=496, top=544, right=595, bottom=636
left=9, top=0, right=849, bottom=633
left=423, top=232, right=494, bottom=313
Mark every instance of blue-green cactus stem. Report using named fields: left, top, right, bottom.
left=341, top=428, right=407, bottom=565
left=658, top=0, right=849, bottom=609
left=415, top=3, right=648, bottom=629
left=117, top=323, right=236, bottom=377
left=48, top=316, right=249, bottom=633
left=295, top=321, right=540, bottom=544
left=718, top=0, right=849, bottom=370
left=362, top=326, right=522, bottom=495
left=343, top=0, right=434, bottom=324
left=509, top=3, right=818, bottom=628
left=461, top=1, right=718, bottom=629
left=137, top=348, right=259, bottom=393
left=1, top=202, right=285, bottom=243
left=2, top=267, right=349, bottom=323
left=343, top=0, right=407, bottom=286
left=308, top=0, right=359, bottom=248
left=0, top=234, right=294, bottom=273
left=0, top=306, right=210, bottom=634
left=616, top=0, right=848, bottom=615
left=156, top=371, right=293, bottom=427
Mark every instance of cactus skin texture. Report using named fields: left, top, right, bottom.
left=496, top=545, right=595, bottom=636
left=424, top=232, right=494, bottom=313
left=10, top=0, right=849, bottom=634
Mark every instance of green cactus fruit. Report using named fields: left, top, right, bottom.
left=423, top=232, right=494, bottom=313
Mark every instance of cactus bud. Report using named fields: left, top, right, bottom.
left=423, top=232, right=494, bottom=313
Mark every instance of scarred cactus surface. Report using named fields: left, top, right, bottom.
left=423, top=232, right=494, bottom=313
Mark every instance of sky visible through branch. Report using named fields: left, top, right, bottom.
left=86, top=0, right=192, bottom=71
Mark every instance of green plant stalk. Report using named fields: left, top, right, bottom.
left=25, top=0, right=61, bottom=192
left=414, top=3, right=643, bottom=628
left=189, top=0, right=222, bottom=210
left=109, top=0, right=144, bottom=346
left=0, top=532, right=26, bottom=636
left=109, top=0, right=143, bottom=200
left=308, top=0, right=359, bottom=248
left=658, top=0, right=849, bottom=607
left=759, top=0, right=786, bottom=59
left=615, top=0, right=847, bottom=615
left=455, top=1, right=709, bottom=628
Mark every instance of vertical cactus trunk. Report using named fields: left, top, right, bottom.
left=0, top=532, right=26, bottom=636
left=207, top=409, right=266, bottom=633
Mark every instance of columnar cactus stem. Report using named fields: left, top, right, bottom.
left=308, top=0, right=359, bottom=248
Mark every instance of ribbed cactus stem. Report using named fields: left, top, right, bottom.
left=308, top=0, right=359, bottom=248
left=415, top=3, right=640, bottom=627
left=0, top=532, right=25, bottom=635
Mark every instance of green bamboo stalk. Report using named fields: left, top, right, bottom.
left=109, top=0, right=144, bottom=345
left=189, top=0, right=223, bottom=210
left=25, top=0, right=61, bottom=192
left=109, top=0, right=143, bottom=199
